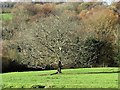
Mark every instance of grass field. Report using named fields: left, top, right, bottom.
left=1, top=67, right=119, bottom=88
left=0, top=13, right=12, bottom=21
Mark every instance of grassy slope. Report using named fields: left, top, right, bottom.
left=0, top=13, right=12, bottom=21
left=1, top=67, right=119, bottom=88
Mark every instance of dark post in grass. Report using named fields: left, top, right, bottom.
left=57, top=60, right=62, bottom=73
left=50, top=60, right=62, bottom=75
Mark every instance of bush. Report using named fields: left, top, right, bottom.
left=2, top=8, right=12, bottom=13
left=81, top=38, right=116, bottom=67
left=11, top=3, right=57, bottom=22
left=76, top=2, right=94, bottom=13
left=24, top=3, right=42, bottom=16
left=42, top=3, right=56, bottom=16
left=81, top=6, right=119, bottom=51
left=56, top=3, right=80, bottom=13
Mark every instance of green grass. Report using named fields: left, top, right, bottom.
left=1, top=67, right=119, bottom=88
left=0, top=13, right=12, bottom=21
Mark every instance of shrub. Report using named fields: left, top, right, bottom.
left=42, top=3, right=56, bottom=16
left=12, top=3, right=57, bottom=22
left=76, top=2, right=94, bottom=13
left=81, top=6, right=119, bottom=47
left=56, top=3, right=80, bottom=13
left=79, top=6, right=120, bottom=67
left=81, top=38, right=116, bottom=67
left=24, top=3, right=42, bottom=16
left=2, top=8, right=12, bottom=13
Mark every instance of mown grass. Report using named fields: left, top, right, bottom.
left=1, top=67, right=119, bottom=88
left=0, top=13, right=12, bottom=21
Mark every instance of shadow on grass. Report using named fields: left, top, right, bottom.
left=64, top=71, right=120, bottom=75
left=31, top=85, right=45, bottom=88
left=39, top=71, right=120, bottom=76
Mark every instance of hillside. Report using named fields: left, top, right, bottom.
left=1, top=2, right=120, bottom=72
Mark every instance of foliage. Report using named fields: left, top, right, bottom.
left=76, top=2, right=94, bottom=13
left=56, top=3, right=80, bottom=13
left=2, top=3, right=120, bottom=72
left=76, top=2, right=103, bottom=14
left=11, top=3, right=57, bottom=22
left=80, top=6, right=120, bottom=66
left=7, top=12, right=82, bottom=69
left=2, top=8, right=12, bottom=13
left=81, top=38, right=116, bottom=67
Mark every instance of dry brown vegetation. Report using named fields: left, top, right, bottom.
left=2, top=2, right=120, bottom=72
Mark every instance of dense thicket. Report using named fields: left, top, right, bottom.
left=1, top=2, right=120, bottom=72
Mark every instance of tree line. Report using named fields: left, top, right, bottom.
left=1, top=2, right=120, bottom=72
